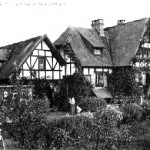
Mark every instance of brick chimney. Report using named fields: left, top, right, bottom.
left=117, top=20, right=125, bottom=25
left=91, top=19, right=105, bottom=36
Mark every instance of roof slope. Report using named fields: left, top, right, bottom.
left=0, top=49, right=10, bottom=61
left=0, top=34, right=65, bottom=79
left=54, top=27, right=112, bottom=67
left=105, top=18, right=149, bottom=66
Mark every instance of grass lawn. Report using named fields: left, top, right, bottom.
left=46, top=111, right=70, bottom=122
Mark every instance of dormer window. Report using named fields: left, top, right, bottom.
left=93, top=48, right=102, bottom=56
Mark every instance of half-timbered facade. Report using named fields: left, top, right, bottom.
left=20, top=40, right=64, bottom=79
left=0, top=34, right=66, bottom=81
left=133, top=30, right=150, bottom=86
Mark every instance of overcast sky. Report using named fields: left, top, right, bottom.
left=0, top=0, right=150, bottom=46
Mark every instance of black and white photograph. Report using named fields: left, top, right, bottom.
left=0, top=0, right=150, bottom=149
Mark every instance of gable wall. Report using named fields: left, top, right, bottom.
left=20, top=41, right=66, bottom=80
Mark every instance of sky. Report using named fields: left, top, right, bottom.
left=0, top=0, right=150, bottom=46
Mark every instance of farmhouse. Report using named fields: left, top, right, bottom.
left=54, top=17, right=150, bottom=97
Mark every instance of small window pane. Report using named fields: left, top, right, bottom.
left=94, top=49, right=102, bottom=55
left=39, top=57, right=45, bottom=70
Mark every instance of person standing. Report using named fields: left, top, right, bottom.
left=46, top=83, right=54, bottom=108
left=69, top=97, right=75, bottom=115
left=0, top=128, right=5, bottom=150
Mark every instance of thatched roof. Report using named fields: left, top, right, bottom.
left=0, top=34, right=65, bottom=79
left=0, top=49, right=10, bottom=61
left=105, top=18, right=150, bottom=66
left=54, top=27, right=112, bottom=67
left=54, top=17, right=150, bottom=67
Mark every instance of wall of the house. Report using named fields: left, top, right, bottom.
left=19, top=41, right=76, bottom=80
left=60, top=51, right=76, bottom=77
left=83, top=67, right=112, bottom=88
left=134, top=42, right=150, bottom=86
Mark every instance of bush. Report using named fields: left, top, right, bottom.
left=94, top=108, right=132, bottom=150
left=5, top=108, right=134, bottom=150
left=122, top=103, right=143, bottom=125
left=49, top=115, right=96, bottom=149
left=79, top=97, right=106, bottom=112
left=128, top=120, right=150, bottom=149
left=57, top=71, right=93, bottom=111
left=4, top=116, right=49, bottom=149
left=94, top=110, right=120, bottom=149
left=107, top=67, right=143, bottom=98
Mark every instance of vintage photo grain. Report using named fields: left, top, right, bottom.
left=0, top=0, right=150, bottom=149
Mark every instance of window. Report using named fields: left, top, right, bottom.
left=93, top=49, right=102, bottom=56
left=95, top=72, right=107, bottom=87
left=38, top=57, right=46, bottom=70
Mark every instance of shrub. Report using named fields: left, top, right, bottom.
left=94, top=109, right=120, bottom=149
left=50, top=115, right=96, bottom=149
left=79, top=97, right=106, bottom=112
left=129, top=120, right=150, bottom=149
left=49, top=128, right=73, bottom=149
left=58, top=71, right=93, bottom=111
left=107, top=67, right=143, bottom=98
left=5, top=109, right=134, bottom=150
left=122, top=103, right=143, bottom=125
left=94, top=108, right=132, bottom=150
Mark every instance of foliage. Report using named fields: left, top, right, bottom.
left=3, top=61, right=150, bottom=150
left=1, top=87, right=49, bottom=123
left=94, top=109, right=131, bottom=149
left=31, top=78, right=50, bottom=99
left=57, top=71, right=93, bottom=111
left=45, top=114, right=96, bottom=149
left=67, top=71, right=93, bottom=102
left=54, top=82, right=69, bottom=111
left=107, top=67, right=143, bottom=98
left=129, top=120, right=150, bottom=149
left=121, top=103, right=143, bottom=125
left=79, top=97, right=106, bottom=112
left=3, top=116, right=48, bottom=149
left=0, top=63, right=52, bottom=150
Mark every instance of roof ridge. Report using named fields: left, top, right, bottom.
left=0, top=35, right=43, bottom=49
left=105, top=17, right=149, bottom=30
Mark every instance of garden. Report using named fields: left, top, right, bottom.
left=1, top=68, right=150, bottom=150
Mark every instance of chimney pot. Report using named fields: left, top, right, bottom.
left=91, top=19, right=105, bottom=36
left=117, top=20, right=125, bottom=25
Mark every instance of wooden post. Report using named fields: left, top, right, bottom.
left=66, top=78, right=68, bottom=102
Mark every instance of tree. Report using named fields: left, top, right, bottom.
left=57, top=71, right=93, bottom=111
left=107, top=67, right=143, bottom=100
